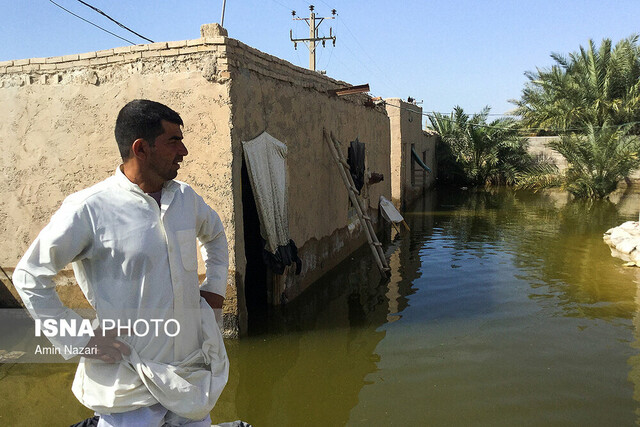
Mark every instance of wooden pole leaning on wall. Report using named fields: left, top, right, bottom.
left=337, top=140, right=390, bottom=272
left=322, top=129, right=391, bottom=278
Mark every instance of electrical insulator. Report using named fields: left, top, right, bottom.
left=291, top=10, right=296, bottom=17
left=322, top=40, right=326, bottom=47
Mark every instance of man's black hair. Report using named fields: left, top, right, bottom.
left=114, top=99, right=184, bottom=160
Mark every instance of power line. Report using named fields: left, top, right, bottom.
left=335, top=14, right=403, bottom=96
left=284, top=5, right=407, bottom=96
left=269, top=0, right=293, bottom=11
left=75, top=0, right=154, bottom=43
left=324, top=36, right=335, bottom=70
left=47, top=0, right=136, bottom=45
left=384, top=102, right=640, bottom=135
left=320, top=44, right=360, bottom=79
left=316, top=0, right=332, bottom=9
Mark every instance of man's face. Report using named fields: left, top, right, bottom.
left=147, top=120, right=188, bottom=182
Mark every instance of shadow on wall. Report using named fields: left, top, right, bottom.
left=0, top=273, right=22, bottom=308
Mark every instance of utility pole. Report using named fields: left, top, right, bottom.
left=220, top=0, right=226, bottom=27
left=290, top=5, right=337, bottom=72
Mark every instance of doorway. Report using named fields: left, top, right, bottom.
left=241, top=157, right=269, bottom=334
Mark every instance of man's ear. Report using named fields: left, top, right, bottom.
left=131, top=138, right=149, bottom=160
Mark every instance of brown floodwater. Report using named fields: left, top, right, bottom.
left=2, top=187, right=640, bottom=426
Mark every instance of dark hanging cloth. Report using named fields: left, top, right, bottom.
left=347, top=138, right=366, bottom=192
left=70, top=416, right=99, bottom=427
left=411, top=146, right=432, bottom=173
left=262, top=238, right=302, bottom=275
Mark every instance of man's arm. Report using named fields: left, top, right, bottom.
left=13, top=200, right=95, bottom=358
left=194, top=193, right=229, bottom=310
left=13, top=199, right=129, bottom=361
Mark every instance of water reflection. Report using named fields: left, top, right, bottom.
left=4, top=187, right=640, bottom=426
left=222, top=187, right=640, bottom=426
left=214, top=244, right=401, bottom=425
left=508, top=191, right=636, bottom=320
left=422, top=188, right=639, bottom=320
left=0, top=363, right=92, bottom=424
left=629, top=270, right=640, bottom=424
left=350, top=187, right=639, bottom=426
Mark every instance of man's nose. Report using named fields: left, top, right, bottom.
left=179, top=141, right=188, bottom=156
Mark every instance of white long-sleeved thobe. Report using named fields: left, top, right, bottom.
left=13, top=167, right=229, bottom=419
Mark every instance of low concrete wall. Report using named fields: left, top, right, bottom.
left=386, top=99, right=436, bottom=210
left=527, top=136, right=567, bottom=170
left=527, top=136, right=640, bottom=181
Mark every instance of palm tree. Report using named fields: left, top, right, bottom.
left=511, top=35, right=640, bottom=198
left=429, top=106, right=533, bottom=186
left=429, top=109, right=466, bottom=184
left=512, top=35, right=640, bottom=133
left=516, top=125, right=640, bottom=198
left=550, top=124, right=640, bottom=198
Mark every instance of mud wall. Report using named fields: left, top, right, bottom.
left=386, top=98, right=437, bottom=210
left=226, top=40, right=392, bottom=303
left=1, top=29, right=394, bottom=337
left=0, top=37, right=239, bottom=333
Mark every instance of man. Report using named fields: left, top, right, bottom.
left=13, top=99, right=229, bottom=426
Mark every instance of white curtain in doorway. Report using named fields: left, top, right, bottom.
left=242, top=131, right=290, bottom=253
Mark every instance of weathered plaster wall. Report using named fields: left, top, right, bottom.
left=226, top=40, right=391, bottom=303
left=0, top=38, right=240, bottom=334
left=386, top=98, right=436, bottom=209
left=0, top=28, right=394, bottom=337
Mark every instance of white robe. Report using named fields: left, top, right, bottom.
left=14, top=167, right=229, bottom=419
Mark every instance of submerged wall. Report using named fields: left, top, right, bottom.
left=527, top=136, right=640, bottom=182
left=226, top=40, right=391, bottom=308
left=386, top=98, right=437, bottom=209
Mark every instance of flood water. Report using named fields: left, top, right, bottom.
left=3, top=188, right=640, bottom=426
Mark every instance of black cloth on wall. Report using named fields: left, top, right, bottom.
left=347, top=138, right=366, bottom=192
left=262, top=239, right=302, bottom=275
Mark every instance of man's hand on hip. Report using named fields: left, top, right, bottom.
left=200, top=290, right=224, bottom=310
left=83, top=328, right=131, bottom=363
left=201, top=290, right=225, bottom=329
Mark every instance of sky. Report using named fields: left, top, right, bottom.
left=3, top=0, right=640, bottom=120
